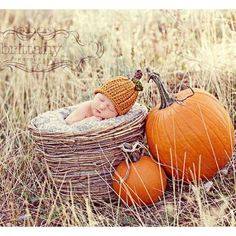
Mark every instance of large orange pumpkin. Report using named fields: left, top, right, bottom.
left=145, top=69, right=235, bottom=182
left=113, top=156, right=167, bottom=206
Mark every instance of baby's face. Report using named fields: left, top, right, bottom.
left=91, top=93, right=118, bottom=119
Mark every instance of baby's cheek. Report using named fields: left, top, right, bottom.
left=109, top=112, right=118, bottom=118
left=102, top=110, right=116, bottom=119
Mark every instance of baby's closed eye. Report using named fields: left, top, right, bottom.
left=108, top=105, right=115, bottom=112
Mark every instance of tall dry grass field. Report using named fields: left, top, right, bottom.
left=0, top=10, right=235, bottom=226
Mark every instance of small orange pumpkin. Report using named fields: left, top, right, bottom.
left=113, top=155, right=167, bottom=206
left=145, top=69, right=235, bottom=182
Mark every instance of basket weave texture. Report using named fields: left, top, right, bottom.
left=29, top=104, right=148, bottom=200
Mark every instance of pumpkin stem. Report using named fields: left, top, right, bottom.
left=121, top=142, right=142, bottom=163
left=146, top=68, right=175, bottom=109
left=175, top=86, right=195, bottom=103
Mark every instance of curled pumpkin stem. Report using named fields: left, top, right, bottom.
left=146, top=68, right=195, bottom=108
left=175, top=86, right=195, bottom=104
left=120, top=142, right=143, bottom=154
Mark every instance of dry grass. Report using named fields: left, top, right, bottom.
left=0, top=9, right=236, bottom=226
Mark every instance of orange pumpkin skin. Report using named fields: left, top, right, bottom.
left=146, top=88, right=235, bottom=182
left=112, top=156, right=167, bottom=206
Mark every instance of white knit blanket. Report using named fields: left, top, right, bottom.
left=31, top=103, right=148, bottom=133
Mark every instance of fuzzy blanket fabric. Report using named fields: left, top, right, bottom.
left=31, top=103, right=148, bottom=133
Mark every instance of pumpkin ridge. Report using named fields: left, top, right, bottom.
left=113, top=155, right=167, bottom=206
left=196, top=103, right=223, bottom=171
left=171, top=109, right=177, bottom=163
left=196, top=103, right=234, bottom=166
left=187, top=96, right=230, bottom=128
left=166, top=106, right=212, bottom=178
left=151, top=109, right=162, bottom=161
left=202, top=109, right=232, bottom=150
left=168, top=108, right=186, bottom=175
left=130, top=159, right=161, bottom=201
left=146, top=109, right=160, bottom=163
left=171, top=105, right=218, bottom=178
left=172, top=112, right=200, bottom=160
left=171, top=104, right=215, bottom=159
left=173, top=103, right=232, bottom=176
left=149, top=110, right=165, bottom=159
left=161, top=108, right=179, bottom=173
left=151, top=110, right=159, bottom=156
left=178, top=101, right=232, bottom=153
left=172, top=106, right=215, bottom=176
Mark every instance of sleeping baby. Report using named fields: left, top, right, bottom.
left=65, top=70, right=143, bottom=125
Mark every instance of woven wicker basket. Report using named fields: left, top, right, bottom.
left=29, top=104, right=148, bottom=201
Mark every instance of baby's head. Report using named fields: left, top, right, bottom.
left=92, top=70, right=143, bottom=119
left=91, top=92, right=118, bottom=119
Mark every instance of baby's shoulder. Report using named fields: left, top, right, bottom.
left=75, top=100, right=90, bottom=107
left=74, top=101, right=91, bottom=113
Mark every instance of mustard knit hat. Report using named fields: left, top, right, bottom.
left=94, top=70, right=143, bottom=115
